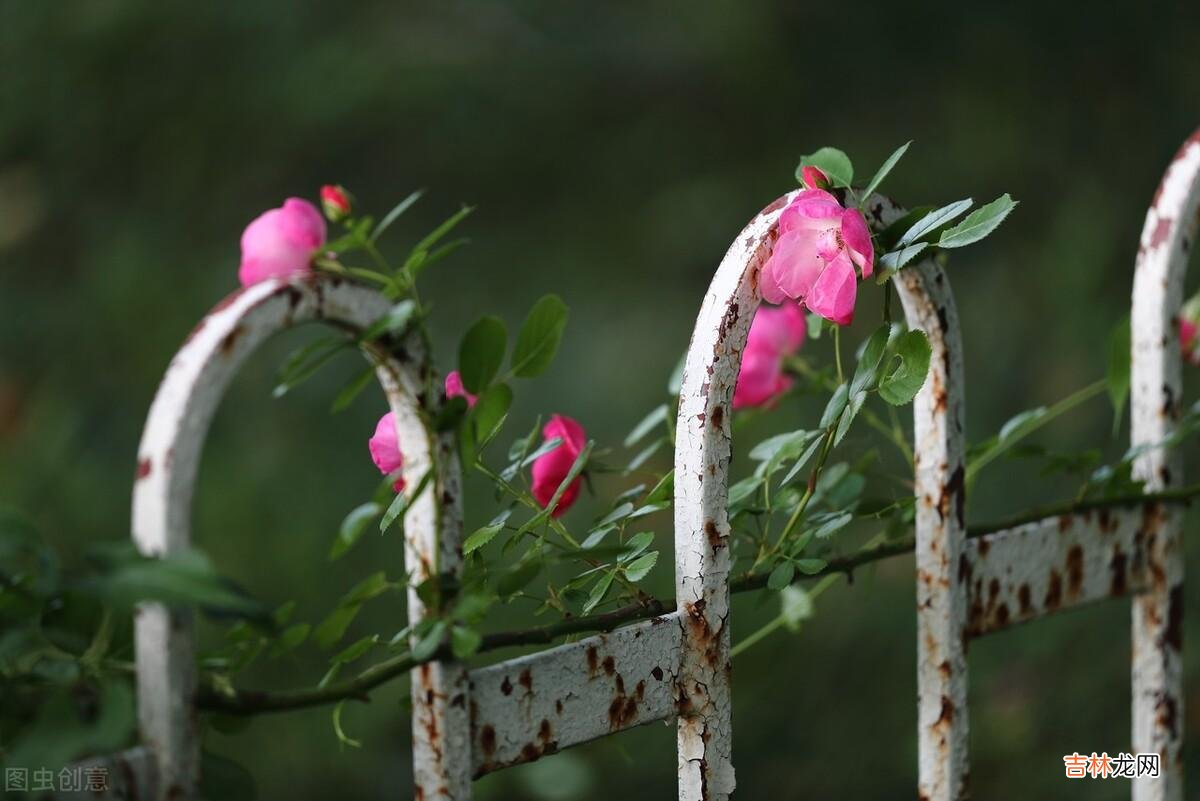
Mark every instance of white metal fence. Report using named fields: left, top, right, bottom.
left=71, top=129, right=1199, bottom=800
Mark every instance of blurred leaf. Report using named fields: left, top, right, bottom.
left=1107, top=316, right=1131, bottom=434
left=380, top=469, right=433, bottom=533
left=200, top=751, right=257, bottom=801
left=497, top=559, right=542, bottom=597
left=329, top=366, right=375, bottom=414
left=780, top=585, right=813, bottom=632
left=330, top=502, right=382, bottom=560
left=511, top=294, right=568, bottom=378
left=471, top=383, right=513, bottom=445
left=370, top=189, right=423, bottom=243
left=820, top=384, right=849, bottom=428
left=358, top=300, right=418, bottom=342
left=464, top=522, right=505, bottom=555
left=458, top=316, right=507, bottom=393
left=623, top=551, right=657, bottom=582
left=625, top=404, right=668, bottom=448
left=937, top=194, right=1017, bottom=248
left=3, top=680, right=135, bottom=772
left=332, top=634, right=379, bottom=665
left=767, top=561, right=795, bottom=590
left=875, top=242, right=929, bottom=282
left=450, top=625, right=482, bottom=659
left=796, top=146, right=853, bottom=188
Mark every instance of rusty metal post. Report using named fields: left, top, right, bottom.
left=673, top=190, right=800, bottom=800
left=1129, top=128, right=1199, bottom=801
left=131, top=276, right=470, bottom=799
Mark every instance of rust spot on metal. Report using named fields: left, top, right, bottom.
left=958, top=553, right=972, bottom=585
left=651, top=666, right=664, bottom=681
left=976, top=537, right=990, bottom=556
left=608, top=694, right=639, bottom=729
left=602, top=655, right=615, bottom=676
left=555, top=699, right=563, bottom=714
left=480, top=724, right=496, bottom=756
left=935, top=695, right=955, bottom=727
left=1110, top=547, right=1129, bottom=596
left=586, top=645, right=599, bottom=675
left=709, top=405, right=724, bottom=430
left=1045, top=570, right=1063, bottom=609
left=1018, top=584, right=1033, bottom=616
left=1066, top=545, right=1084, bottom=599
left=937, top=660, right=952, bottom=680
left=219, top=324, right=245, bottom=357
left=1057, top=514, right=1073, bottom=533
left=938, top=465, right=966, bottom=529
left=519, top=668, right=533, bottom=693
left=759, top=196, right=788, bottom=215
left=539, top=718, right=553, bottom=742
left=1098, top=508, right=1116, bottom=533
left=994, top=603, right=1009, bottom=627
left=136, top=457, right=152, bottom=479
left=704, top=519, right=724, bottom=551
left=1149, top=217, right=1175, bottom=249
left=500, top=676, right=513, bottom=696
left=1156, top=692, right=1179, bottom=738
left=1165, top=584, right=1183, bottom=651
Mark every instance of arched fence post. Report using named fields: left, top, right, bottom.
left=130, top=276, right=470, bottom=799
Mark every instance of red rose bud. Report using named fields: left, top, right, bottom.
left=320, top=184, right=353, bottom=222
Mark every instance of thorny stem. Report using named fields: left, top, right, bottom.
left=196, top=483, right=1200, bottom=716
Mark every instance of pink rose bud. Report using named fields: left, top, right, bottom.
left=445, top=371, right=478, bottom=407
left=238, top=198, right=327, bottom=287
left=1181, top=292, right=1200, bottom=367
left=733, top=302, right=806, bottom=410
left=531, top=414, right=586, bottom=516
left=368, top=411, right=406, bottom=492
left=760, top=189, right=874, bottom=326
left=800, top=165, right=830, bottom=191
left=320, top=184, right=354, bottom=222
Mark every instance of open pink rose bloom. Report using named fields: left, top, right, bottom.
left=238, top=198, right=327, bottom=287
left=531, top=414, right=586, bottom=515
left=733, top=301, right=806, bottom=409
left=761, top=172, right=874, bottom=326
left=445, top=370, right=478, bottom=407
left=368, top=411, right=406, bottom=492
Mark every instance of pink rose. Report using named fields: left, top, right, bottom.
left=1182, top=293, right=1200, bottom=367
left=733, top=302, right=806, bottom=409
left=238, top=198, right=327, bottom=287
left=531, top=414, right=586, bottom=516
left=761, top=188, right=874, bottom=326
left=445, top=370, right=478, bottom=407
left=368, top=411, right=406, bottom=492
left=320, top=184, right=353, bottom=222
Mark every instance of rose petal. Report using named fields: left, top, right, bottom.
left=766, top=229, right=828, bottom=302
left=778, top=190, right=844, bottom=232
left=805, top=251, right=858, bottom=326
left=841, top=208, right=874, bottom=277
left=368, top=412, right=405, bottom=493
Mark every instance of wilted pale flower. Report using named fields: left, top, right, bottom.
left=368, top=411, right=406, bottom=492
left=531, top=414, right=586, bottom=516
left=733, top=302, right=806, bottom=409
left=760, top=186, right=874, bottom=326
left=238, top=198, right=326, bottom=287
left=445, top=370, right=478, bottom=407
left=320, top=184, right=353, bottom=222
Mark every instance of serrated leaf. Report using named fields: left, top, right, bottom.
left=898, top=199, right=973, bottom=246
left=796, top=147, right=853, bottom=188
left=620, top=532, right=655, bottom=562
left=624, top=551, right=658, bottom=582
left=464, top=523, right=505, bottom=555
left=380, top=469, right=432, bottom=533
left=820, top=384, right=849, bottom=428
left=511, top=294, right=568, bottom=378
left=834, top=389, right=866, bottom=446
left=878, top=330, right=931, bottom=406
left=625, top=404, right=668, bottom=448
left=861, top=141, right=911, bottom=200
left=583, top=570, right=616, bottom=613
left=458, top=316, right=507, bottom=393
left=937, top=194, right=1017, bottom=249
left=875, top=242, right=929, bottom=283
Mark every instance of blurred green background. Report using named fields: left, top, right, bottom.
left=3, top=1, right=1200, bottom=799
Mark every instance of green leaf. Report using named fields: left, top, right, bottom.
left=329, top=367, right=376, bottom=414
left=850, top=325, right=891, bottom=396
left=411, top=620, right=446, bottom=662
left=471, top=382, right=513, bottom=445
left=820, top=384, right=849, bottom=428
left=464, top=523, right=505, bottom=555
left=667, top=353, right=686, bottom=394
left=624, top=551, right=658, bottom=582
left=458, top=316, right=507, bottom=393
left=625, top=439, right=663, bottom=472
left=834, top=389, right=866, bottom=446
left=625, top=404, right=668, bottom=448
left=511, top=294, right=569, bottom=378
left=450, top=625, right=483, bottom=659
left=767, top=561, right=796, bottom=590
left=497, top=559, right=542, bottom=597
left=875, top=242, right=929, bottom=282
left=370, top=190, right=423, bottom=243
left=796, top=147, right=853, bottom=188
left=794, top=558, right=828, bottom=575
left=878, top=330, right=931, bottom=405
left=330, top=502, right=382, bottom=560
left=1107, top=317, right=1131, bottom=434
left=593, top=502, right=634, bottom=529
left=88, top=550, right=269, bottom=622
left=861, top=141, right=911, bottom=200
left=332, top=634, right=379, bottom=665
left=806, top=312, right=824, bottom=341
left=898, top=199, right=973, bottom=246
left=583, top=570, right=616, bottom=613
left=380, top=469, right=432, bottom=533
left=275, top=623, right=310, bottom=653
left=645, top=470, right=674, bottom=504
left=620, top=532, right=655, bottom=561
left=358, top=300, right=419, bottom=342
left=273, top=336, right=349, bottom=398
left=810, top=512, right=852, bottom=539
left=414, top=206, right=473, bottom=254
left=937, top=194, right=1017, bottom=249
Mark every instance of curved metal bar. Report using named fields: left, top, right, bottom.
left=131, top=276, right=468, bottom=800
left=673, top=189, right=799, bottom=800
left=1129, top=128, right=1199, bottom=801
